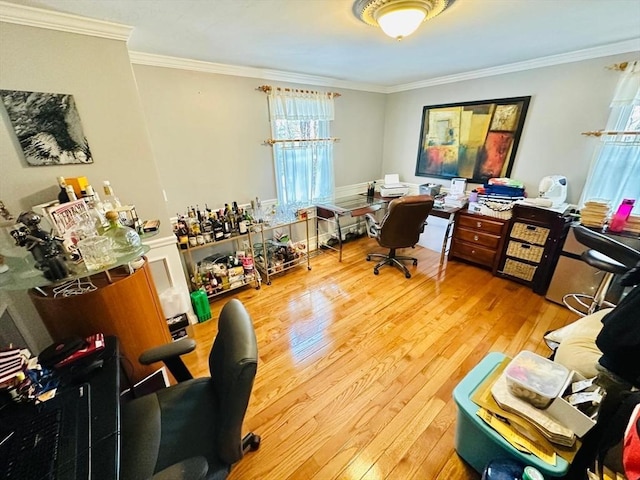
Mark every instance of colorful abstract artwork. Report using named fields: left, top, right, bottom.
left=415, top=96, right=530, bottom=183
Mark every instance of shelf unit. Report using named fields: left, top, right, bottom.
left=178, top=232, right=261, bottom=300
left=249, top=217, right=311, bottom=285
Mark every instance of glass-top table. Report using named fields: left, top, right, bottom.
left=0, top=244, right=150, bottom=291
left=315, top=193, right=462, bottom=264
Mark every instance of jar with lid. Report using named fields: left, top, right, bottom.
left=103, top=210, right=142, bottom=256
left=482, top=458, right=544, bottom=480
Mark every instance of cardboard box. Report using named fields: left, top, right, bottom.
left=64, top=176, right=89, bottom=197
left=546, top=371, right=598, bottom=438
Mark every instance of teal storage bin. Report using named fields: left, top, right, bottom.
left=453, top=352, right=569, bottom=477
left=190, top=290, right=211, bottom=323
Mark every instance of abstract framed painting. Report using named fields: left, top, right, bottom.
left=0, top=89, right=93, bottom=166
left=415, top=96, right=531, bottom=183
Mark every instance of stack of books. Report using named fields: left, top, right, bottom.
left=0, top=347, right=25, bottom=387
left=580, top=200, right=611, bottom=228
left=623, top=215, right=640, bottom=235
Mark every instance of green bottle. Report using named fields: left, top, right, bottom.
left=104, top=210, right=142, bottom=256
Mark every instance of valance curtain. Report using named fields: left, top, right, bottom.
left=580, top=61, right=640, bottom=214
left=268, top=90, right=335, bottom=207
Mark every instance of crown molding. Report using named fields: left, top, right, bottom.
left=0, top=1, right=132, bottom=41
left=388, top=38, right=640, bottom=93
left=129, top=52, right=388, bottom=94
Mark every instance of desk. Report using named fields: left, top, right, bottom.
left=316, top=194, right=460, bottom=264
left=316, top=194, right=387, bottom=262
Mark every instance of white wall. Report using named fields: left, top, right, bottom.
left=132, top=64, right=387, bottom=214
left=382, top=54, right=632, bottom=203
left=0, top=23, right=172, bottom=237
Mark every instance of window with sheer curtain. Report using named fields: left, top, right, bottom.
left=580, top=61, right=640, bottom=214
left=267, top=89, right=335, bottom=207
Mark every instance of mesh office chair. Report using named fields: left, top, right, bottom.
left=563, top=225, right=640, bottom=316
left=364, top=194, right=434, bottom=278
left=121, top=299, right=260, bottom=480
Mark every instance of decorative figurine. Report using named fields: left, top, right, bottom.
left=10, top=211, right=69, bottom=281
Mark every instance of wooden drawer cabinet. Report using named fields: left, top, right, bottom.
left=449, top=210, right=509, bottom=273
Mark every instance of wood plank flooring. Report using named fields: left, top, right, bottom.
left=181, top=237, right=577, bottom=480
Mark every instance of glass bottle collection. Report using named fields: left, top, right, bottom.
left=51, top=177, right=142, bottom=267
left=174, top=199, right=263, bottom=250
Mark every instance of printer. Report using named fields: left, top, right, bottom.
left=379, top=174, right=409, bottom=197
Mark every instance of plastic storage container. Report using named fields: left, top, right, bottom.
left=453, top=352, right=569, bottom=477
left=190, top=290, right=211, bottom=323
left=505, top=351, right=569, bottom=409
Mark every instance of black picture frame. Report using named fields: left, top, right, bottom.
left=415, top=96, right=531, bottom=183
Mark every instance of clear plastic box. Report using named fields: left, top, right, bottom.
left=505, top=350, right=570, bottom=409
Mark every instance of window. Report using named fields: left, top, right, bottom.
left=580, top=62, right=640, bottom=214
left=267, top=89, right=336, bottom=207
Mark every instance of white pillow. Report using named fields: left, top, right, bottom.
left=553, top=309, right=612, bottom=378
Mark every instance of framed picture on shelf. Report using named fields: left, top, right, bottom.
left=415, top=96, right=531, bottom=183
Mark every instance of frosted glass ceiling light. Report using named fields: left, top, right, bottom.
left=353, top=0, right=449, bottom=40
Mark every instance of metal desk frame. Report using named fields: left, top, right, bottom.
left=315, top=193, right=461, bottom=265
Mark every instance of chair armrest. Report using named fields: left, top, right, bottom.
left=139, top=337, right=196, bottom=365
left=364, top=213, right=380, bottom=238
left=152, top=457, right=208, bottom=480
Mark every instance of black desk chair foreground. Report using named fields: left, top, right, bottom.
left=364, top=194, right=434, bottom=278
left=121, top=299, right=260, bottom=480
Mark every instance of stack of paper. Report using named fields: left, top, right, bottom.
left=0, top=347, right=25, bottom=387
left=580, top=200, right=610, bottom=228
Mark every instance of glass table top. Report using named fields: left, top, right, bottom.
left=0, top=244, right=150, bottom=291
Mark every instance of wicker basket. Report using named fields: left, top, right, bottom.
left=510, top=222, right=550, bottom=245
left=479, top=200, right=515, bottom=220
left=503, top=258, right=537, bottom=282
left=506, top=240, right=544, bottom=263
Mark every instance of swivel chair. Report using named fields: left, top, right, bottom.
left=364, top=194, right=434, bottom=278
left=563, top=225, right=640, bottom=316
left=120, top=299, right=260, bottom=480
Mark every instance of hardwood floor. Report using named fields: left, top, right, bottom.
left=181, top=237, right=577, bottom=480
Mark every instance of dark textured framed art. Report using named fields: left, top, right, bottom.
left=415, top=96, right=531, bottom=183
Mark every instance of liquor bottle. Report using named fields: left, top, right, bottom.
left=213, top=212, right=224, bottom=241
left=66, top=185, right=78, bottom=201
left=57, top=177, right=70, bottom=203
left=200, top=210, right=213, bottom=243
left=104, top=210, right=142, bottom=255
left=102, top=181, right=121, bottom=211
left=176, top=215, right=189, bottom=249
left=221, top=210, right=231, bottom=239
left=238, top=207, right=248, bottom=234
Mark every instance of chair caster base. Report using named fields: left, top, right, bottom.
left=242, top=432, right=261, bottom=452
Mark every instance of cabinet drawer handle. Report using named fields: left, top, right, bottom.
left=474, top=235, right=479, bottom=241
left=477, top=222, right=482, bottom=228
left=471, top=249, right=476, bottom=254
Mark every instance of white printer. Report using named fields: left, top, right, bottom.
left=379, top=174, right=409, bottom=197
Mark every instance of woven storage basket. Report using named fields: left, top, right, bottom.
left=510, top=222, right=550, bottom=245
left=479, top=200, right=514, bottom=220
left=503, top=258, right=537, bottom=282
left=506, top=240, right=544, bottom=263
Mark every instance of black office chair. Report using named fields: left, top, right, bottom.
left=120, top=299, right=260, bottom=480
left=364, top=194, right=434, bottom=278
left=563, top=225, right=640, bottom=316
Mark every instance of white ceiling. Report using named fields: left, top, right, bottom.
left=3, top=0, right=640, bottom=90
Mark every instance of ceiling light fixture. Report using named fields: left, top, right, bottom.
left=353, top=0, right=450, bottom=40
